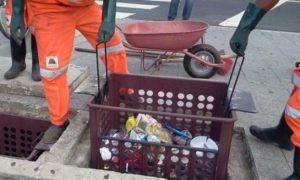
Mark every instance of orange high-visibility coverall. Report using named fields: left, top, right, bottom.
left=4, top=0, right=11, bottom=31
left=27, top=0, right=128, bottom=126
left=285, top=68, right=300, bottom=147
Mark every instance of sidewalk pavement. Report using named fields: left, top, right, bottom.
left=0, top=19, right=300, bottom=180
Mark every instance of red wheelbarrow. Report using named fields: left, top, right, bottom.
left=119, top=20, right=233, bottom=78
left=75, top=20, right=233, bottom=78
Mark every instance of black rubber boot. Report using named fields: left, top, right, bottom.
left=4, top=38, right=26, bottom=80
left=31, top=36, right=41, bottom=81
left=249, top=113, right=294, bottom=151
left=34, top=120, right=69, bottom=151
left=42, top=120, right=69, bottom=144
left=284, top=147, right=300, bottom=180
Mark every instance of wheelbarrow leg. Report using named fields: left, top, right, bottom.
left=140, top=50, right=160, bottom=72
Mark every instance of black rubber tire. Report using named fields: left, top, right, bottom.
left=183, top=44, right=221, bottom=79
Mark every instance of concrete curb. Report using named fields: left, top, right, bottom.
left=234, top=127, right=259, bottom=180
left=0, top=156, right=165, bottom=180
left=37, top=110, right=90, bottom=165
left=0, top=59, right=89, bottom=98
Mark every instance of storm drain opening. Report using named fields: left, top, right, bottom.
left=0, top=113, right=50, bottom=161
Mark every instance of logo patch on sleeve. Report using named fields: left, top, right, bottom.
left=46, top=56, right=59, bottom=68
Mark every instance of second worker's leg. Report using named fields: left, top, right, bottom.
left=168, top=0, right=180, bottom=20
left=182, top=0, right=194, bottom=20
left=32, top=11, right=75, bottom=149
left=4, top=37, right=26, bottom=80
left=31, top=35, right=41, bottom=81
left=250, top=112, right=294, bottom=151
left=284, top=146, right=300, bottom=180
left=78, top=4, right=128, bottom=74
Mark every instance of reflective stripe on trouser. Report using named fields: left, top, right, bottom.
left=33, top=3, right=128, bottom=125
left=97, top=43, right=128, bottom=73
left=285, top=89, right=300, bottom=147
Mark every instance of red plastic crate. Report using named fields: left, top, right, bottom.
left=89, top=73, right=236, bottom=180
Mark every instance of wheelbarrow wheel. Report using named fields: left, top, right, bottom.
left=183, top=44, right=221, bottom=79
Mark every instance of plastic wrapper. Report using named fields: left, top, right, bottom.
left=190, top=136, right=218, bottom=157
left=151, top=128, right=172, bottom=144
left=107, top=128, right=128, bottom=140
left=172, top=130, right=192, bottom=145
left=125, top=116, right=137, bottom=132
left=129, top=127, right=147, bottom=141
left=99, top=147, right=112, bottom=161
left=135, top=113, right=159, bottom=132
left=134, top=114, right=172, bottom=144
left=147, top=135, right=160, bottom=143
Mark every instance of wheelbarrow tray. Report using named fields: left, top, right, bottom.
left=122, top=20, right=208, bottom=51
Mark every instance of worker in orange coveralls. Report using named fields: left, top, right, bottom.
left=230, top=0, right=299, bottom=179
left=5, top=0, right=40, bottom=81
left=10, top=0, right=128, bottom=149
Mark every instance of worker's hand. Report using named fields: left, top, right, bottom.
left=97, top=21, right=115, bottom=43
left=10, top=13, right=26, bottom=45
left=230, top=31, right=249, bottom=56
left=230, top=3, right=268, bottom=57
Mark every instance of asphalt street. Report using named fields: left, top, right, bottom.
left=115, top=0, right=300, bottom=32
left=1, top=0, right=299, bottom=77
left=0, top=0, right=299, bottom=45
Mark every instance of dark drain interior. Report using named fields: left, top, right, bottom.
left=0, top=113, right=50, bottom=160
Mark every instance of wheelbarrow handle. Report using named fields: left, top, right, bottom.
left=224, top=55, right=245, bottom=117
left=116, top=25, right=123, bottom=32
left=95, top=43, right=109, bottom=104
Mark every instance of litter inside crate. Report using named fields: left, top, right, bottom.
left=99, top=113, right=219, bottom=164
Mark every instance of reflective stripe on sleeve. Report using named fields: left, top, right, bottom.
left=285, top=105, right=300, bottom=119
left=292, top=72, right=300, bottom=87
left=40, top=65, right=68, bottom=78
left=97, top=43, right=124, bottom=56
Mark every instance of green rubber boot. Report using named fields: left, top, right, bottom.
left=4, top=37, right=26, bottom=80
